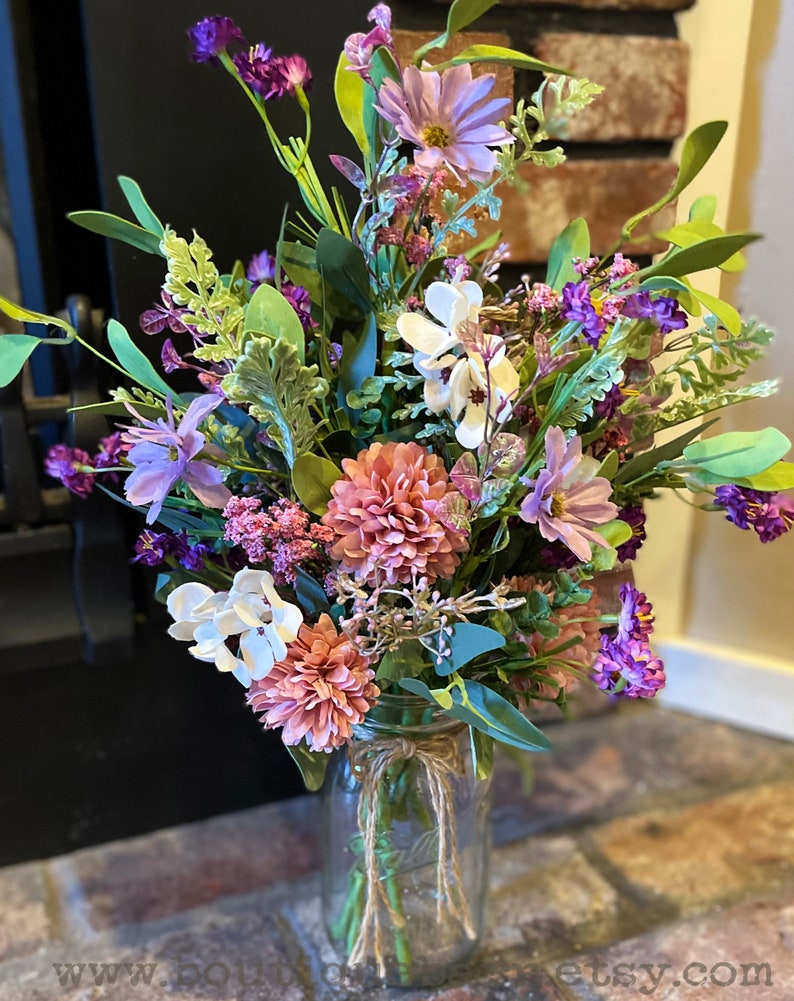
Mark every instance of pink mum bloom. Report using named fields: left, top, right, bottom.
left=376, top=63, right=513, bottom=183
left=122, top=394, right=232, bottom=525
left=247, top=613, right=379, bottom=752
left=322, top=440, right=468, bottom=585
left=519, top=427, right=618, bottom=562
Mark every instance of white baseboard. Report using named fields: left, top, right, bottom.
left=656, top=636, right=794, bottom=742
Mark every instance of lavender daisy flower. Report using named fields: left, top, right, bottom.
left=560, top=281, right=605, bottom=347
left=519, top=426, right=618, bottom=562
left=188, top=16, right=245, bottom=64
left=376, top=64, right=514, bottom=184
left=122, top=394, right=232, bottom=525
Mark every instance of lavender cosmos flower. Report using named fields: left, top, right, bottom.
left=519, top=426, right=618, bottom=562
left=620, top=291, right=687, bottom=335
left=188, top=16, right=245, bottom=64
left=122, top=394, right=232, bottom=525
left=376, top=63, right=513, bottom=184
left=560, top=281, right=605, bottom=347
left=714, top=484, right=794, bottom=542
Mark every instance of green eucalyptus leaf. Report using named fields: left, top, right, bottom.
left=622, top=121, right=728, bottom=239
left=337, top=314, right=378, bottom=420
left=67, top=210, right=163, bottom=255
left=598, top=519, right=634, bottom=550
left=315, top=228, right=372, bottom=314
left=294, top=567, right=331, bottom=615
left=434, top=623, right=506, bottom=677
left=546, top=218, right=590, bottom=291
left=398, top=677, right=453, bottom=710
left=615, top=417, right=720, bottom=485
left=376, top=640, right=428, bottom=683
left=117, top=176, right=164, bottom=236
left=597, top=450, right=620, bottom=481
left=430, top=45, right=568, bottom=76
left=655, top=219, right=747, bottom=273
left=446, top=0, right=500, bottom=35
left=0, top=334, right=43, bottom=387
left=244, top=282, right=305, bottom=362
left=106, top=319, right=181, bottom=401
left=740, top=461, right=794, bottom=492
left=291, top=453, right=342, bottom=516
left=334, top=52, right=370, bottom=157
left=286, top=740, right=329, bottom=792
left=689, top=194, right=718, bottom=223
left=448, top=679, right=551, bottom=752
left=0, top=294, right=75, bottom=334
left=684, top=427, right=791, bottom=478
left=688, top=286, right=742, bottom=336
left=470, top=726, right=494, bottom=782
left=636, top=232, right=762, bottom=281
left=589, top=543, right=618, bottom=572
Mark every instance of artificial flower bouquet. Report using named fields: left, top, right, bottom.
left=2, top=0, right=793, bottom=983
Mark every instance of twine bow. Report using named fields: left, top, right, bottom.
left=346, top=730, right=475, bottom=976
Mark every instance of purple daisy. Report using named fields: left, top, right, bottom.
left=375, top=63, right=514, bottom=184
left=187, top=16, right=245, bottom=64
left=233, top=43, right=275, bottom=97
left=246, top=249, right=277, bottom=290
left=44, top=444, right=96, bottom=498
left=519, top=426, right=619, bottom=562
left=615, top=583, right=654, bottom=645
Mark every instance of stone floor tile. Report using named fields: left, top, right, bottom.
left=0, top=864, right=55, bottom=962
left=0, top=893, right=308, bottom=1001
left=491, top=705, right=794, bottom=845
left=486, top=838, right=620, bottom=956
left=557, top=891, right=792, bottom=1001
left=49, top=796, right=320, bottom=933
left=587, top=781, right=794, bottom=915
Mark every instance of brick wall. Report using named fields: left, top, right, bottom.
left=392, top=0, right=695, bottom=266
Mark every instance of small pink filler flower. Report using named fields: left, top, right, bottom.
left=520, top=427, right=618, bottom=562
left=247, top=614, right=379, bottom=752
left=322, top=440, right=468, bottom=585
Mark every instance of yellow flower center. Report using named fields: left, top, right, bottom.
left=423, top=124, right=451, bottom=149
left=550, top=492, right=566, bottom=518
left=168, top=445, right=180, bottom=462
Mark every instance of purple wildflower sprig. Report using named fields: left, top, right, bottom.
left=188, top=16, right=340, bottom=232
left=713, top=484, right=794, bottom=542
left=592, top=584, right=665, bottom=698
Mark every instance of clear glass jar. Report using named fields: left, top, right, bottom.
left=321, top=693, right=492, bottom=988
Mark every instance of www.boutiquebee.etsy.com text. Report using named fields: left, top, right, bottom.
left=51, top=955, right=774, bottom=994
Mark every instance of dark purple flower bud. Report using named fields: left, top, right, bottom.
left=188, top=16, right=245, bottom=64
left=233, top=43, right=275, bottom=97
left=615, top=504, right=647, bottom=562
left=595, top=383, right=625, bottom=421
left=44, top=444, right=96, bottom=498
left=132, top=530, right=175, bottom=566
left=282, top=282, right=315, bottom=331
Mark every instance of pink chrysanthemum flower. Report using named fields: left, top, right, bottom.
left=322, top=441, right=468, bottom=585
left=247, top=613, right=379, bottom=752
left=376, top=63, right=513, bottom=183
left=504, top=575, right=603, bottom=699
left=519, top=426, right=618, bottom=562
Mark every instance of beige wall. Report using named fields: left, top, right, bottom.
left=635, top=0, right=794, bottom=675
